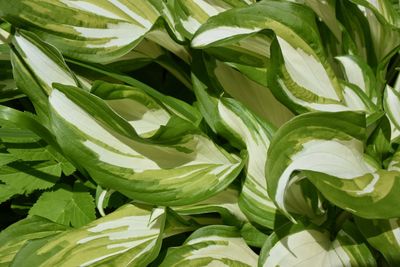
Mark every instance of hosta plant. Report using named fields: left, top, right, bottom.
left=0, top=0, right=399, bottom=266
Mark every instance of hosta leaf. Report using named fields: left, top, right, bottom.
left=200, top=53, right=294, bottom=127
left=67, top=59, right=202, bottom=125
left=259, top=222, right=376, bottom=266
left=173, top=0, right=251, bottom=39
left=29, top=185, right=96, bottom=228
left=384, top=83, right=400, bottom=131
left=91, top=81, right=172, bottom=138
left=105, top=39, right=191, bottom=88
left=216, top=98, right=282, bottom=228
left=298, top=0, right=342, bottom=41
left=240, top=222, right=268, bottom=248
left=349, top=0, right=400, bottom=61
left=0, top=216, right=69, bottom=267
left=0, top=28, right=20, bottom=102
left=159, top=225, right=258, bottom=266
left=10, top=30, right=80, bottom=117
left=336, top=55, right=378, bottom=102
left=191, top=0, right=373, bottom=114
left=355, top=217, right=400, bottom=266
left=11, top=204, right=166, bottom=267
left=1, top=0, right=164, bottom=63
left=48, top=83, right=242, bottom=206
left=337, top=0, right=376, bottom=63
left=193, top=67, right=323, bottom=227
left=173, top=186, right=247, bottom=227
left=267, top=111, right=400, bottom=219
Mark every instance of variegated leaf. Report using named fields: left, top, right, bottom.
left=11, top=205, right=166, bottom=267
left=173, top=186, right=248, bottom=227
left=191, top=0, right=374, bottom=114
left=160, top=225, right=258, bottom=267
left=384, top=72, right=400, bottom=141
left=48, top=83, right=242, bottom=206
left=10, top=30, right=80, bottom=117
left=259, top=222, right=376, bottom=266
left=349, top=0, right=400, bottom=60
left=355, top=217, right=400, bottom=266
left=0, top=216, right=69, bottom=266
left=266, top=111, right=400, bottom=220
left=1, top=0, right=164, bottom=63
left=336, top=55, right=378, bottom=103
left=173, top=0, right=251, bottom=39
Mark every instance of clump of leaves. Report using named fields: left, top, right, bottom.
left=0, top=0, right=399, bottom=266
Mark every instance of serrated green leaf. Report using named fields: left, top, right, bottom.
left=29, top=185, right=96, bottom=228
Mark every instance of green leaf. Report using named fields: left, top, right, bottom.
left=12, top=204, right=165, bottom=267
left=0, top=216, right=68, bottom=266
left=160, top=225, right=258, bottom=266
left=29, top=185, right=96, bottom=228
left=0, top=107, right=75, bottom=203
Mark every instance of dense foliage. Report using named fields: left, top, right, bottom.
left=0, top=0, right=399, bottom=266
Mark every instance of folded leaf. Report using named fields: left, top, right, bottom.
left=48, top=83, right=242, bottom=205
left=160, top=225, right=258, bottom=267
left=173, top=186, right=247, bottom=227
left=267, top=111, right=400, bottom=219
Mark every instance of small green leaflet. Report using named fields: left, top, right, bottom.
left=259, top=222, right=376, bottom=266
left=266, top=111, right=400, bottom=220
left=48, top=83, right=242, bottom=206
left=0, top=117, right=74, bottom=203
left=0, top=216, right=69, bottom=267
left=11, top=204, right=166, bottom=267
left=160, top=225, right=258, bottom=266
left=29, top=185, right=96, bottom=228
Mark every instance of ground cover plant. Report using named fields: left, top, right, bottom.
left=0, top=0, right=399, bottom=266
